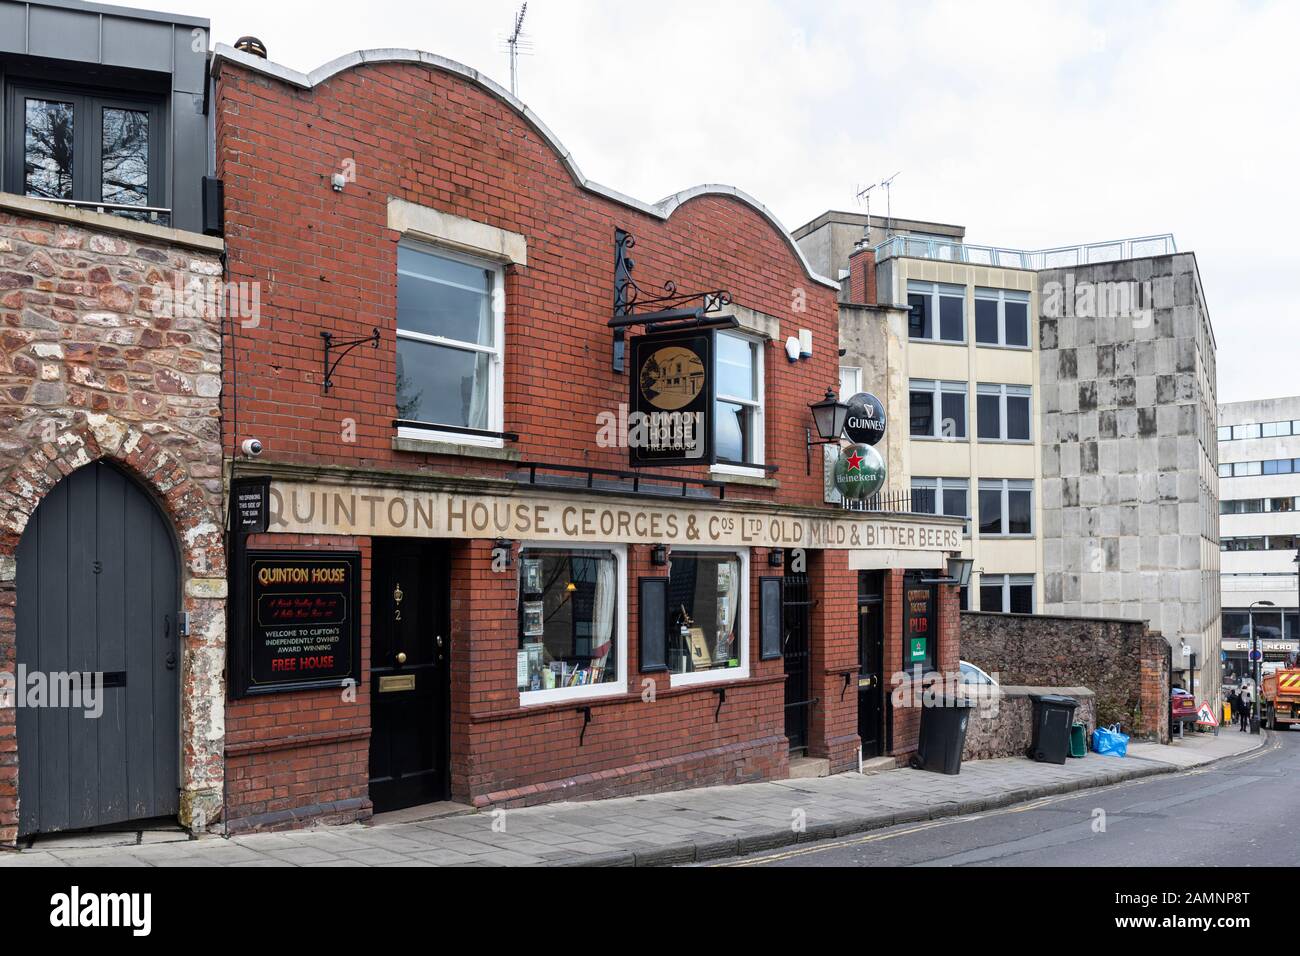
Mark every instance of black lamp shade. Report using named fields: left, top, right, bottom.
left=809, top=389, right=849, bottom=442
left=946, top=556, right=974, bottom=587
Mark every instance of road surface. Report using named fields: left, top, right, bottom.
left=712, top=729, right=1299, bottom=867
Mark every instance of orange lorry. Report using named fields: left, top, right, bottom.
left=1260, top=668, right=1300, bottom=730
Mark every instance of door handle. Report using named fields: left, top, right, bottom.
left=436, top=635, right=444, bottom=649
left=396, top=652, right=407, bottom=666
left=165, top=651, right=177, bottom=670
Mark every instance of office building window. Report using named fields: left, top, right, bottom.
left=978, top=479, right=1034, bottom=536
left=979, top=574, right=1035, bottom=614
left=912, top=477, right=970, bottom=534
left=839, top=366, right=862, bottom=399
left=907, top=281, right=965, bottom=343
left=910, top=379, right=967, bottom=439
left=976, top=383, right=1032, bottom=442
left=974, top=288, right=1030, bottom=348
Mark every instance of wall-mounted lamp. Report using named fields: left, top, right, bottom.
left=769, top=548, right=785, bottom=568
left=651, top=543, right=669, bottom=567
left=806, top=387, right=849, bottom=475
left=921, top=554, right=974, bottom=587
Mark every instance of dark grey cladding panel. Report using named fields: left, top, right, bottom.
left=0, top=4, right=24, bottom=53
left=172, top=21, right=208, bottom=94
left=170, top=89, right=207, bottom=229
left=102, top=15, right=174, bottom=73
left=27, top=3, right=99, bottom=61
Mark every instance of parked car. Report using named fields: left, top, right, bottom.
left=1170, top=687, right=1198, bottom=731
left=959, top=660, right=998, bottom=686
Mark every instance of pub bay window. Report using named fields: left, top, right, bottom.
left=7, top=85, right=162, bottom=221
left=715, top=332, right=765, bottom=469
left=908, top=281, right=965, bottom=343
left=976, top=383, right=1032, bottom=442
left=517, top=547, right=624, bottom=702
left=979, top=574, right=1035, bottom=614
left=974, top=288, right=1030, bottom=348
left=978, top=478, right=1034, bottom=536
left=910, top=379, right=967, bottom=439
left=395, top=243, right=505, bottom=445
left=666, top=551, right=747, bottom=683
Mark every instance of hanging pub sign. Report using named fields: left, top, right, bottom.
left=834, top=444, right=887, bottom=500
left=844, top=392, right=887, bottom=446
left=236, top=550, right=362, bottom=696
left=628, top=328, right=716, bottom=467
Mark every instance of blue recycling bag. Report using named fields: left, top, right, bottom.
left=1091, top=724, right=1129, bottom=757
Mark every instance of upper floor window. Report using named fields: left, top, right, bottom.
left=910, top=379, right=967, bottom=439
left=907, top=281, right=964, bottom=343
left=979, top=574, right=1035, bottom=614
left=912, top=477, right=970, bottom=534
left=979, top=479, right=1034, bottom=537
left=395, top=243, right=505, bottom=444
left=715, top=332, right=765, bottom=468
left=974, top=288, right=1030, bottom=348
left=839, top=366, right=862, bottom=399
left=976, top=383, right=1032, bottom=442
left=6, top=84, right=162, bottom=221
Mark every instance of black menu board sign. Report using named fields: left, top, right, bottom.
left=241, top=550, right=361, bottom=695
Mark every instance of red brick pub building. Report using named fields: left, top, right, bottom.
left=212, top=44, right=962, bottom=832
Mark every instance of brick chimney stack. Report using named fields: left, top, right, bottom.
left=847, top=242, right=877, bottom=305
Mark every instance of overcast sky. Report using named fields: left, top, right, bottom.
left=147, top=0, right=1297, bottom=405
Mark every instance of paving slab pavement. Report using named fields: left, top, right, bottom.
left=0, top=729, right=1262, bottom=868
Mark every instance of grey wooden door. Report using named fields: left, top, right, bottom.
left=16, top=462, right=180, bottom=836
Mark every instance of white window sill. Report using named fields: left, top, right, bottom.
left=669, top=666, right=749, bottom=690
left=397, top=426, right=503, bottom=448
left=519, top=681, right=626, bottom=707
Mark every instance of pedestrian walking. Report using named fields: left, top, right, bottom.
left=1238, top=683, right=1253, bottom=731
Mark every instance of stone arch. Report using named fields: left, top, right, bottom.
left=0, top=413, right=226, bottom=842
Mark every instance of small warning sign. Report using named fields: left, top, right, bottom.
left=1196, top=702, right=1219, bottom=727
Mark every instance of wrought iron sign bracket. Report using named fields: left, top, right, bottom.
left=321, top=327, right=380, bottom=393
left=611, top=228, right=733, bottom=373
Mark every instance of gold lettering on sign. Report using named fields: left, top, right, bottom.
left=266, top=483, right=962, bottom=553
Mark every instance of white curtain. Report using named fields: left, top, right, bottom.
left=464, top=277, right=494, bottom=430
left=719, top=558, right=739, bottom=655
left=590, top=554, right=616, bottom=670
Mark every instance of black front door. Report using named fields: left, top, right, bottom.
left=369, top=539, right=450, bottom=813
left=857, top=572, right=886, bottom=759
left=783, top=573, right=812, bottom=754
left=16, top=462, right=180, bottom=836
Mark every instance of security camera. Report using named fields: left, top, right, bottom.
left=241, top=438, right=264, bottom=458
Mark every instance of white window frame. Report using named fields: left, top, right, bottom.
left=976, top=383, right=1033, bottom=443
left=714, top=331, right=765, bottom=474
left=839, top=366, right=862, bottom=399
left=973, top=287, right=1031, bottom=349
left=395, top=240, right=506, bottom=448
left=912, top=476, right=971, bottom=536
left=978, top=478, right=1035, bottom=537
left=907, top=280, right=966, bottom=344
left=1231, top=423, right=1261, bottom=441
left=518, top=542, right=628, bottom=707
left=910, top=378, right=968, bottom=440
left=668, top=546, right=750, bottom=690
left=979, top=573, right=1036, bottom=613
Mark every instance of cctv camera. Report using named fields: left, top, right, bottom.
left=241, top=438, right=264, bottom=457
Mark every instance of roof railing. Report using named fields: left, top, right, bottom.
left=873, top=233, right=1177, bottom=269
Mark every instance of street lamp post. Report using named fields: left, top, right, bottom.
left=1249, top=599, right=1275, bottom=734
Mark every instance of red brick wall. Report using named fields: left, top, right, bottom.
left=224, top=534, right=372, bottom=831
left=808, top=549, right=858, bottom=771
left=848, top=246, right=877, bottom=306
left=215, top=60, right=839, bottom=504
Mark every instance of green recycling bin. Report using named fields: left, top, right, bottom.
left=1069, top=722, right=1087, bottom=758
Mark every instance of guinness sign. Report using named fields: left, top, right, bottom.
left=628, top=329, right=716, bottom=466
left=844, top=392, right=887, bottom=446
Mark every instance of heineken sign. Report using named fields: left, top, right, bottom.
left=628, top=329, right=716, bottom=467
left=844, top=392, right=886, bottom=446
left=833, top=444, right=886, bottom=500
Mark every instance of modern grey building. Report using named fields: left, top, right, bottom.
left=1217, top=396, right=1300, bottom=683
left=0, top=0, right=214, bottom=233
left=797, top=212, right=1222, bottom=700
